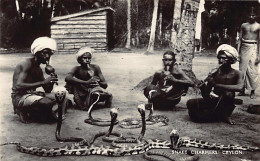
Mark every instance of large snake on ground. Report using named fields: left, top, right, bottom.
left=169, top=129, right=260, bottom=152
left=119, top=104, right=169, bottom=129
left=1, top=126, right=258, bottom=158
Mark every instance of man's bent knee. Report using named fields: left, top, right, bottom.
left=33, top=97, right=56, bottom=108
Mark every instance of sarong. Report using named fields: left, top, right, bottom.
left=144, top=84, right=188, bottom=109
left=187, top=96, right=235, bottom=123
left=239, top=41, right=260, bottom=90
left=11, top=91, right=45, bottom=113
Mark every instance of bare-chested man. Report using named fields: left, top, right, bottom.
left=144, top=51, right=194, bottom=109
left=65, top=47, right=112, bottom=110
left=237, top=7, right=260, bottom=99
left=11, top=37, right=68, bottom=123
left=187, top=44, right=244, bottom=125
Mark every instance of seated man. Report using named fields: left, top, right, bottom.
left=144, top=51, right=195, bottom=109
left=65, top=47, right=112, bottom=110
left=11, top=37, right=68, bottom=123
left=187, top=44, right=244, bottom=125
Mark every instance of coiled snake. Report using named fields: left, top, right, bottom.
left=119, top=104, right=169, bottom=129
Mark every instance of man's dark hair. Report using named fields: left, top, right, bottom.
left=163, top=51, right=176, bottom=62
left=35, top=48, right=53, bottom=57
left=248, top=6, right=257, bottom=18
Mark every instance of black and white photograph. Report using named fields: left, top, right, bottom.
left=0, top=0, right=260, bottom=161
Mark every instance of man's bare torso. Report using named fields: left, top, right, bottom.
left=154, top=65, right=183, bottom=88
left=213, top=68, right=239, bottom=96
left=75, top=64, right=98, bottom=81
left=241, top=22, right=260, bottom=41
left=12, top=58, right=43, bottom=91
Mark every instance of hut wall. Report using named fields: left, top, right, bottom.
left=51, top=11, right=108, bottom=54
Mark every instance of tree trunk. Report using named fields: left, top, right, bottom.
left=174, top=0, right=200, bottom=71
left=135, top=0, right=140, bottom=47
left=147, top=0, right=159, bottom=52
left=171, top=0, right=182, bottom=49
left=125, top=0, right=131, bottom=49
left=158, top=3, right=162, bottom=46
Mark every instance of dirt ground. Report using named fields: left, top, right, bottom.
left=0, top=50, right=259, bottom=161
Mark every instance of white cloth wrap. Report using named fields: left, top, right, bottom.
left=76, top=47, right=94, bottom=59
left=31, top=37, right=57, bottom=54
left=216, top=44, right=239, bottom=64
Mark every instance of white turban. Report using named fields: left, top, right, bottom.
left=216, top=44, right=239, bottom=64
left=76, top=46, right=94, bottom=59
left=31, top=37, right=57, bottom=55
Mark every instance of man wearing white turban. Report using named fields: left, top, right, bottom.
left=11, top=37, right=68, bottom=123
left=65, top=47, right=112, bottom=110
left=187, top=44, right=244, bottom=125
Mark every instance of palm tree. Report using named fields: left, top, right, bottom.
left=125, top=0, right=131, bottom=49
left=175, top=0, right=199, bottom=71
left=147, top=0, right=159, bottom=53
left=171, top=0, right=182, bottom=49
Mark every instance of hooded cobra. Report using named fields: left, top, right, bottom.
left=54, top=87, right=84, bottom=142
left=84, top=98, right=119, bottom=126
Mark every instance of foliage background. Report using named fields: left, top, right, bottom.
left=0, top=0, right=259, bottom=50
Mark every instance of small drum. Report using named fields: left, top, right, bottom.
left=247, top=104, right=260, bottom=115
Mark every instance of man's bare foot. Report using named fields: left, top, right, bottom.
left=250, top=90, right=256, bottom=99
left=238, top=91, right=245, bottom=96
left=145, top=103, right=153, bottom=110
left=234, top=98, right=243, bottom=105
left=223, top=117, right=235, bottom=125
left=18, top=112, right=31, bottom=124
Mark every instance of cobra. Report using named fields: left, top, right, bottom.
left=54, top=87, right=84, bottom=142
left=89, top=108, right=123, bottom=143
left=84, top=92, right=119, bottom=126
